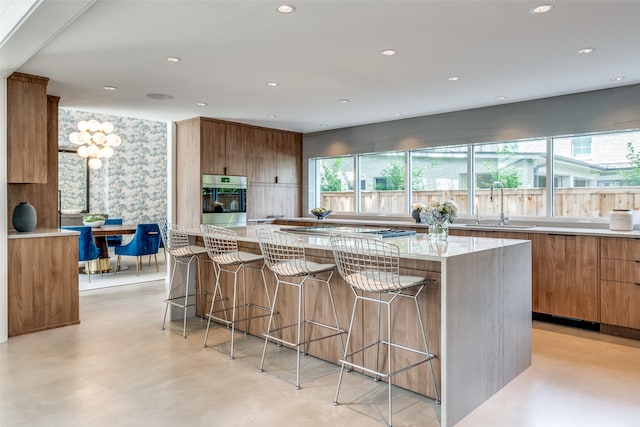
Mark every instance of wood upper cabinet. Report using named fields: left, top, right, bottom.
left=276, top=132, right=302, bottom=184
left=248, top=128, right=301, bottom=184
left=531, top=234, right=599, bottom=322
left=7, top=73, right=49, bottom=183
left=200, top=119, right=247, bottom=176
left=224, top=124, right=248, bottom=176
left=600, top=237, right=640, bottom=329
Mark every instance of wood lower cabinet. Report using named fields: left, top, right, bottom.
left=8, top=234, right=80, bottom=336
left=531, top=234, right=599, bottom=322
left=600, top=237, right=640, bottom=329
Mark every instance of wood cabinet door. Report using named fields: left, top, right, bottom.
left=247, top=183, right=300, bottom=219
left=531, top=234, right=599, bottom=322
left=224, top=124, right=248, bottom=176
left=248, top=129, right=278, bottom=183
left=7, top=73, right=48, bottom=183
left=8, top=236, right=79, bottom=336
left=200, top=120, right=227, bottom=175
left=276, top=132, right=301, bottom=184
left=601, top=280, right=640, bottom=329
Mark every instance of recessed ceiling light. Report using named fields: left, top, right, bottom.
left=394, top=113, right=402, bottom=117
left=319, top=124, right=329, bottom=128
left=167, top=56, right=181, bottom=62
left=578, top=47, right=595, bottom=54
left=495, top=96, right=507, bottom=101
left=380, top=49, right=397, bottom=56
left=338, top=99, right=350, bottom=104
left=146, top=93, right=173, bottom=100
left=196, top=102, right=208, bottom=106
left=447, top=76, right=460, bottom=81
left=267, top=114, right=277, bottom=118
left=530, top=4, right=554, bottom=14
left=266, top=82, right=279, bottom=87
left=610, top=76, right=626, bottom=82
left=103, top=86, right=118, bottom=91
left=277, top=4, right=296, bottom=14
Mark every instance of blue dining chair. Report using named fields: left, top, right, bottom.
left=62, top=225, right=103, bottom=282
left=104, top=217, right=123, bottom=248
left=114, top=223, right=161, bottom=275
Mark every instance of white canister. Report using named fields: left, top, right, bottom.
left=609, top=209, right=634, bottom=231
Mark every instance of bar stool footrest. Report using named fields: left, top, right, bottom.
left=339, top=339, right=436, bottom=379
left=262, top=320, right=345, bottom=349
left=205, top=303, right=275, bottom=327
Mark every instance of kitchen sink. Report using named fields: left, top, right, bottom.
left=465, top=223, right=535, bottom=230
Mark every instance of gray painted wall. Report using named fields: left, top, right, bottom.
left=302, top=84, right=640, bottom=213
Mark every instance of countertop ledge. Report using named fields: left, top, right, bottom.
left=8, top=228, right=79, bottom=239
left=281, top=217, right=640, bottom=238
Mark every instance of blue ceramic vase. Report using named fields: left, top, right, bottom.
left=12, top=202, right=37, bottom=232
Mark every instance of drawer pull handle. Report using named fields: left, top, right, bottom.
left=635, top=260, right=640, bottom=263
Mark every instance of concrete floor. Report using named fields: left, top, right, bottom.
left=1, top=281, right=639, bottom=427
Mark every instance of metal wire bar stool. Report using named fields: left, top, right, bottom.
left=201, top=224, right=276, bottom=360
left=329, top=234, right=440, bottom=427
left=159, top=222, right=208, bottom=338
left=256, top=228, right=346, bottom=390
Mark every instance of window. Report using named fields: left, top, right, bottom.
left=359, top=152, right=406, bottom=214
left=474, top=139, right=547, bottom=217
left=553, top=130, right=640, bottom=217
left=309, top=129, right=640, bottom=220
left=316, top=156, right=355, bottom=213
left=571, top=136, right=592, bottom=157
left=410, top=145, right=468, bottom=215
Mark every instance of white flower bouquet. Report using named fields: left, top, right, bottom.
left=421, top=200, right=458, bottom=225
left=411, top=202, right=427, bottom=211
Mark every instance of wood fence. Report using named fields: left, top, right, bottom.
left=320, top=187, right=640, bottom=217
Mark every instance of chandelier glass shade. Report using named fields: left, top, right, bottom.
left=68, top=119, right=122, bottom=170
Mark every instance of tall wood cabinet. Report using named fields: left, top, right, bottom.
left=7, top=73, right=49, bottom=183
left=176, top=117, right=302, bottom=227
left=247, top=129, right=302, bottom=219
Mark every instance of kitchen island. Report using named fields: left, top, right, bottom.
left=191, top=224, right=531, bottom=427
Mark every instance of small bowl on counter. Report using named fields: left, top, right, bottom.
left=311, top=210, right=332, bottom=220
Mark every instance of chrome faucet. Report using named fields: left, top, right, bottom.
left=490, top=181, right=507, bottom=225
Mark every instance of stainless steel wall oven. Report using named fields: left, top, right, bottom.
left=202, top=175, right=247, bottom=226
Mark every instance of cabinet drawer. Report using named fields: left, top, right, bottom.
left=601, top=258, right=640, bottom=283
left=601, top=237, right=640, bottom=261
left=601, top=280, right=640, bottom=329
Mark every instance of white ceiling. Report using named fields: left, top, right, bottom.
left=11, top=0, right=640, bottom=133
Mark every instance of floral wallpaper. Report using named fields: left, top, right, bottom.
left=58, top=108, right=167, bottom=224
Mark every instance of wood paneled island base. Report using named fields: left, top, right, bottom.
left=190, top=225, right=532, bottom=427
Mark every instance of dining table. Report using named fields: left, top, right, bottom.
left=88, top=224, right=138, bottom=273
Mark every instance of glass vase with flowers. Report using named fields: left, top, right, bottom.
left=420, top=200, right=458, bottom=240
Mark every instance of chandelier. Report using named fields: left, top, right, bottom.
left=68, top=119, right=122, bottom=170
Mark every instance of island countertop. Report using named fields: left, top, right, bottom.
left=188, top=224, right=528, bottom=261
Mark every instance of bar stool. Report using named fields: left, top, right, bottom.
left=159, top=222, right=208, bottom=338
left=329, top=234, right=440, bottom=427
left=256, top=228, right=345, bottom=390
left=201, top=224, right=274, bottom=360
